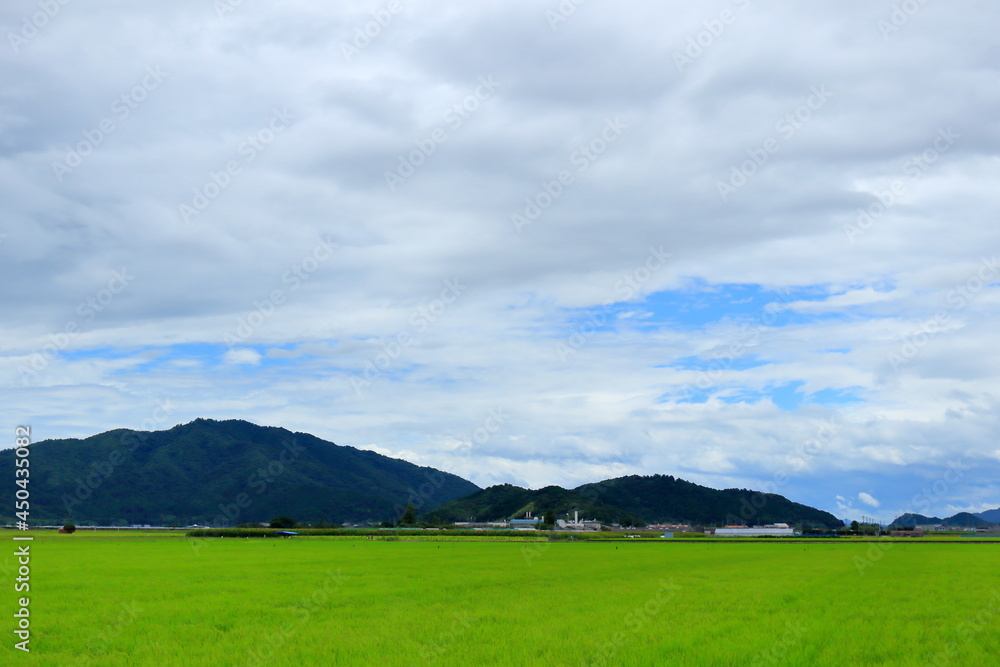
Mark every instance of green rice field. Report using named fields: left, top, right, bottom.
left=3, top=532, right=998, bottom=665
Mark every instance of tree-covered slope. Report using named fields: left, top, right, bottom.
left=575, top=475, right=842, bottom=528
left=887, top=513, right=943, bottom=527
left=423, top=484, right=627, bottom=524
left=1, top=419, right=478, bottom=525
left=941, top=511, right=993, bottom=527
left=426, top=474, right=842, bottom=528
left=977, top=508, right=1000, bottom=523
left=889, top=511, right=996, bottom=528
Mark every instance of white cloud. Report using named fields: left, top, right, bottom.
left=785, top=287, right=898, bottom=313
left=858, top=492, right=880, bottom=508
left=223, top=348, right=262, bottom=366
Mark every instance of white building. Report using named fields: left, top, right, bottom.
left=714, top=523, right=794, bottom=537
left=555, top=511, right=601, bottom=531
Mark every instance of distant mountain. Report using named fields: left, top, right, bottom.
left=888, top=513, right=943, bottom=527
left=889, top=511, right=995, bottom=528
left=0, top=419, right=478, bottom=526
left=976, top=508, right=1000, bottom=523
left=426, top=474, right=843, bottom=529
left=424, top=484, right=625, bottom=525
left=575, top=475, right=842, bottom=528
left=941, top=512, right=992, bottom=527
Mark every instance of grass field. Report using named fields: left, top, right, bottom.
left=2, top=532, right=998, bottom=665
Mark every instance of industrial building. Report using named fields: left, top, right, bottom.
left=509, top=512, right=541, bottom=529
left=555, top=511, right=601, bottom=531
left=714, top=523, right=795, bottom=537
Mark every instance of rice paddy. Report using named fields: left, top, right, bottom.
left=3, top=531, right=997, bottom=665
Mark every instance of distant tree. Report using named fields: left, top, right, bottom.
left=379, top=520, right=394, bottom=528
left=850, top=520, right=859, bottom=533
left=544, top=509, right=556, bottom=526
left=62, top=523, right=76, bottom=534
left=400, top=503, right=417, bottom=526
left=269, top=516, right=296, bottom=529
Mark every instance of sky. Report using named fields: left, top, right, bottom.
left=2, top=0, right=999, bottom=524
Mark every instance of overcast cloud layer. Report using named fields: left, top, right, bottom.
left=3, top=0, right=999, bottom=523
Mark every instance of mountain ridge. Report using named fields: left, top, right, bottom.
left=888, top=510, right=997, bottom=528
left=1, top=418, right=478, bottom=525
left=5, top=419, right=859, bottom=530
left=425, top=473, right=843, bottom=529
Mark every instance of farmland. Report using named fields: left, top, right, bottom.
left=3, top=532, right=998, bottom=665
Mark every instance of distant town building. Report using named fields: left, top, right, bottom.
left=509, top=512, right=541, bottom=530
left=555, top=511, right=601, bottom=531
left=648, top=523, right=691, bottom=532
left=714, top=523, right=795, bottom=537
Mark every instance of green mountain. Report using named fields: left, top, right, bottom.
left=575, top=475, right=842, bottom=528
left=888, top=511, right=995, bottom=528
left=977, top=508, right=1000, bottom=523
left=1, top=419, right=478, bottom=526
left=426, top=474, right=843, bottom=529
left=941, top=512, right=993, bottom=527
left=424, top=484, right=626, bottom=524
left=888, top=513, right=942, bottom=527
